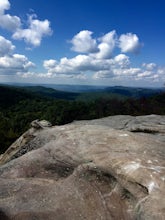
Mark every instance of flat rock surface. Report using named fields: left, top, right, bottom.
left=73, top=114, right=165, bottom=142
left=0, top=115, right=165, bottom=220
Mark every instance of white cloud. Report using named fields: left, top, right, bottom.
left=0, top=1, right=52, bottom=47
left=137, top=71, right=152, bottom=78
left=42, top=52, right=164, bottom=84
left=12, top=14, right=52, bottom=47
left=113, top=54, right=130, bottom=68
left=157, top=67, right=165, bottom=75
left=142, top=62, right=157, bottom=70
left=0, top=36, right=35, bottom=75
left=70, top=30, right=141, bottom=60
left=43, top=59, right=57, bottom=69
left=42, top=42, right=164, bottom=83
left=0, top=26, right=160, bottom=85
left=118, top=33, right=142, bottom=53
left=95, top=30, right=116, bottom=59
left=43, top=55, right=91, bottom=78
left=0, top=0, right=10, bottom=12
left=43, top=53, right=131, bottom=79
left=17, top=30, right=159, bottom=85
left=70, top=30, right=116, bottom=59
left=92, top=55, right=140, bottom=79
left=43, top=55, right=110, bottom=77
left=70, top=30, right=98, bottom=53
left=133, top=62, right=165, bottom=82
left=0, top=54, right=35, bottom=75
left=0, top=35, right=15, bottom=56
left=93, top=70, right=113, bottom=79
left=0, top=0, right=21, bottom=31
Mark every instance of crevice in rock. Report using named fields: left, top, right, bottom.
left=125, top=180, right=149, bottom=200
left=0, top=210, right=10, bottom=220
left=75, top=165, right=137, bottom=219
left=130, top=128, right=158, bottom=134
left=44, top=164, right=75, bottom=179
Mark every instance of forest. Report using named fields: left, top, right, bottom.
left=0, top=84, right=165, bottom=154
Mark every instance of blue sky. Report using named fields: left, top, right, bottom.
left=0, top=0, right=165, bottom=87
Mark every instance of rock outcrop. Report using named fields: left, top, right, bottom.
left=0, top=115, right=165, bottom=220
left=0, top=119, right=52, bottom=166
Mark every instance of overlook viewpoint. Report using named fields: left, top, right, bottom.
left=0, top=115, right=165, bottom=220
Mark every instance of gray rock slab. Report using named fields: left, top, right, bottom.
left=0, top=116, right=165, bottom=219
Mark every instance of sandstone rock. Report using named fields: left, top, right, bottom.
left=0, top=120, right=52, bottom=166
left=73, top=114, right=165, bottom=142
left=0, top=115, right=164, bottom=219
left=31, top=119, right=52, bottom=129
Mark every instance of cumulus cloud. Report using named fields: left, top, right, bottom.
left=135, top=63, right=165, bottom=81
left=12, top=14, right=52, bottom=47
left=0, top=36, right=35, bottom=75
left=142, top=62, right=157, bottom=70
left=113, top=54, right=130, bottom=68
left=118, top=33, right=142, bottom=53
left=93, top=70, right=113, bottom=79
left=44, top=59, right=57, bottom=69
left=70, top=30, right=98, bottom=53
left=70, top=30, right=116, bottom=58
left=23, top=30, right=160, bottom=84
left=43, top=53, right=132, bottom=79
left=70, top=30, right=142, bottom=59
left=0, top=54, right=34, bottom=70
left=95, top=30, right=117, bottom=59
left=0, top=0, right=52, bottom=47
left=0, top=35, right=15, bottom=56
left=0, top=0, right=10, bottom=12
left=92, top=55, right=140, bottom=79
left=0, top=54, right=35, bottom=75
left=42, top=47, right=164, bottom=84
left=0, top=0, right=21, bottom=31
left=43, top=55, right=92, bottom=78
left=4, top=25, right=160, bottom=85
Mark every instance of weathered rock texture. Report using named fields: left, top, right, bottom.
left=0, top=115, right=165, bottom=220
left=0, top=119, right=52, bottom=166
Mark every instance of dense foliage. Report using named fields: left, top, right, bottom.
left=0, top=85, right=164, bottom=154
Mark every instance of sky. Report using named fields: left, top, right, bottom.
left=0, top=0, right=165, bottom=87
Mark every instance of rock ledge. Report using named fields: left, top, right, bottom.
left=0, top=115, right=165, bottom=220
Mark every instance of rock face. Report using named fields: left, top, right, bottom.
left=0, top=119, right=52, bottom=166
left=0, top=115, right=165, bottom=220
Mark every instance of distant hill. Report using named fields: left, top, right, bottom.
left=104, top=86, right=163, bottom=98
left=1, top=83, right=163, bottom=100
left=41, top=84, right=163, bottom=100
left=76, top=91, right=127, bottom=102
left=76, top=86, right=163, bottom=101
left=22, top=86, right=80, bottom=100
left=42, top=84, right=163, bottom=94
left=0, top=85, right=37, bottom=109
left=42, top=84, right=163, bottom=101
left=0, top=84, right=80, bottom=103
left=41, top=84, right=107, bottom=93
